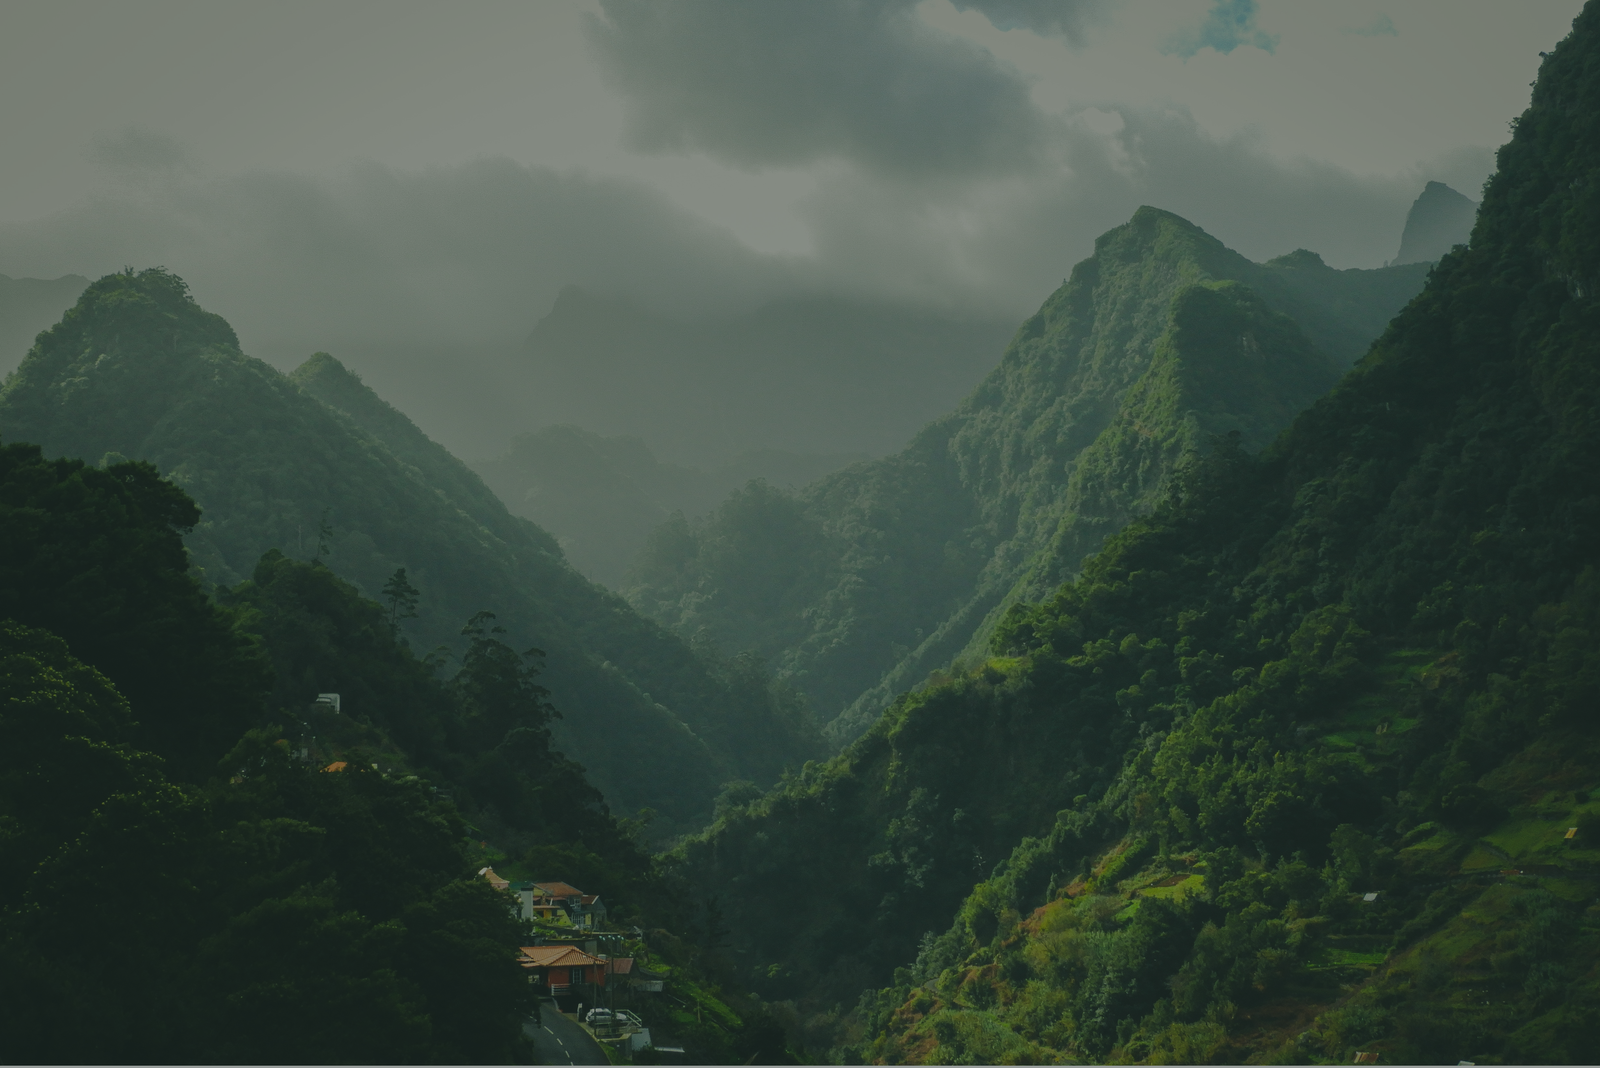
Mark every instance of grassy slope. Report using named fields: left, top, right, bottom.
left=0, top=292, right=815, bottom=834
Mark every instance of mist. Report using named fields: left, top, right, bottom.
left=0, top=0, right=1572, bottom=464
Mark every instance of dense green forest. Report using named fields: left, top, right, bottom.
left=0, top=443, right=542, bottom=1060
left=624, top=209, right=1432, bottom=748
left=0, top=438, right=802, bottom=1062
left=667, top=8, right=1600, bottom=1063
left=0, top=287, right=822, bottom=837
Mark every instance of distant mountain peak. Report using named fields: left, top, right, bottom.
left=1265, top=248, right=1329, bottom=270
left=1392, top=180, right=1478, bottom=265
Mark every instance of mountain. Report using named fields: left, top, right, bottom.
left=1393, top=180, right=1479, bottom=265
left=625, top=214, right=1432, bottom=746
left=471, top=425, right=865, bottom=588
left=522, top=287, right=1016, bottom=466
left=0, top=272, right=88, bottom=374
left=671, top=8, right=1600, bottom=1063
left=0, top=287, right=820, bottom=836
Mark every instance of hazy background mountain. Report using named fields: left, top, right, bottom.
left=0, top=273, right=87, bottom=371
left=471, top=425, right=866, bottom=588
left=518, top=287, right=1017, bottom=465
left=1392, top=180, right=1478, bottom=264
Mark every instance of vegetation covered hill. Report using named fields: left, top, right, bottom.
left=669, top=7, right=1600, bottom=1062
left=0, top=285, right=820, bottom=835
left=625, top=215, right=1432, bottom=745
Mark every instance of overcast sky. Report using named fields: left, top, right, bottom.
left=0, top=0, right=1585, bottom=456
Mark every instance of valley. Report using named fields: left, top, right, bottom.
left=2, top=3, right=1598, bottom=1065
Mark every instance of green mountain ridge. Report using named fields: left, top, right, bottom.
left=624, top=212, right=1432, bottom=746
left=669, top=6, right=1600, bottom=1062
left=0, top=283, right=820, bottom=835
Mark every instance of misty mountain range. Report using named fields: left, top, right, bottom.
left=9, top=4, right=1600, bottom=1064
left=3, top=182, right=1472, bottom=596
left=0, top=183, right=1470, bottom=819
left=622, top=208, right=1435, bottom=746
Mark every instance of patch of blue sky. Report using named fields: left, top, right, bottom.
left=1163, top=0, right=1279, bottom=58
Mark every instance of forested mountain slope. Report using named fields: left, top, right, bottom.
left=0, top=444, right=533, bottom=1061
left=626, top=216, right=1431, bottom=745
left=0, top=283, right=819, bottom=834
left=673, top=7, right=1600, bottom=1063
left=0, top=434, right=791, bottom=1062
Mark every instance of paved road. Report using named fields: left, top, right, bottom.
left=524, top=1002, right=609, bottom=1065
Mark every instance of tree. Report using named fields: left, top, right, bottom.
left=382, top=567, right=421, bottom=625
left=313, top=506, right=333, bottom=561
left=0, top=442, right=269, bottom=774
left=454, top=611, right=555, bottom=741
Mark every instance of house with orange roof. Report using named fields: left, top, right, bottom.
left=519, top=944, right=609, bottom=1005
left=478, top=866, right=510, bottom=891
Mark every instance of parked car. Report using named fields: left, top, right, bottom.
left=584, top=1008, right=614, bottom=1025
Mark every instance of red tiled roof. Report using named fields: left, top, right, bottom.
left=533, top=881, right=584, bottom=897
left=478, top=867, right=510, bottom=890
left=322, top=761, right=348, bottom=772
left=519, top=945, right=605, bottom=969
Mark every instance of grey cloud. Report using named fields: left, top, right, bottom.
left=1346, top=14, right=1398, bottom=38
left=582, top=0, right=1049, bottom=177
left=0, top=106, right=1443, bottom=463
left=0, top=158, right=794, bottom=353
left=951, top=0, right=1112, bottom=43
left=0, top=159, right=806, bottom=458
left=0, top=106, right=1465, bottom=466
left=797, top=104, right=1421, bottom=319
left=92, top=128, right=191, bottom=174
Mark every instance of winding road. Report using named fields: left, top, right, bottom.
left=524, top=1002, right=609, bottom=1065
